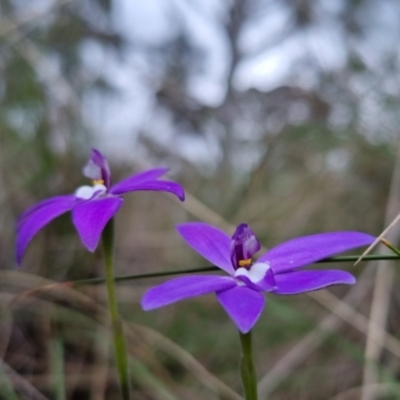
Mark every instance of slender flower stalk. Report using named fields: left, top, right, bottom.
left=239, top=330, right=258, bottom=400
left=102, top=219, right=130, bottom=399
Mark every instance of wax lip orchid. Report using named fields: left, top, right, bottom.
left=16, top=149, right=185, bottom=264
left=141, top=222, right=375, bottom=333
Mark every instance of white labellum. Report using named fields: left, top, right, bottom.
left=234, top=262, right=270, bottom=283
left=75, top=184, right=107, bottom=199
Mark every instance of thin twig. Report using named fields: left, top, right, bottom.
left=3, top=271, right=244, bottom=400
left=0, top=359, right=50, bottom=400
left=309, top=290, right=400, bottom=359
left=7, top=253, right=398, bottom=290
left=332, top=383, right=400, bottom=400
left=0, top=0, right=72, bottom=38
left=257, top=265, right=375, bottom=397
left=361, top=142, right=400, bottom=400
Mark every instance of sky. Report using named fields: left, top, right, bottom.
left=8, top=0, right=400, bottom=162
left=81, top=0, right=398, bottom=159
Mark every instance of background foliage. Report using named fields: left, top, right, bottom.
left=0, top=0, right=399, bottom=399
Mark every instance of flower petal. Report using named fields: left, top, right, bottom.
left=72, top=197, right=123, bottom=252
left=217, top=286, right=265, bottom=333
left=259, top=232, right=375, bottom=273
left=110, top=168, right=169, bottom=194
left=273, top=269, right=355, bottom=295
left=111, top=179, right=185, bottom=201
left=16, top=195, right=76, bottom=264
left=176, top=222, right=235, bottom=275
left=141, top=275, right=236, bottom=310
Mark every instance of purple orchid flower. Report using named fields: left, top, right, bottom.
left=17, top=149, right=185, bottom=264
left=141, top=222, right=375, bottom=333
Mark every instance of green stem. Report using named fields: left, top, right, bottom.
left=70, top=253, right=400, bottom=287
left=102, top=219, right=131, bottom=400
left=239, top=331, right=258, bottom=400
left=381, top=239, right=400, bottom=257
left=73, top=266, right=218, bottom=286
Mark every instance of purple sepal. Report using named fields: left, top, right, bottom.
left=110, top=168, right=169, bottom=194
left=72, top=197, right=123, bottom=251
left=273, top=269, right=356, bottom=295
left=259, top=232, right=376, bottom=273
left=113, top=180, right=184, bottom=201
left=16, top=195, right=76, bottom=264
left=141, top=275, right=236, bottom=310
left=18, top=195, right=75, bottom=225
left=176, top=222, right=234, bottom=275
left=216, top=286, right=265, bottom=333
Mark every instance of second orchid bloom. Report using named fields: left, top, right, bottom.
left=142, top=223, right=375, bottom=333
left=17, top=149, right=185, bottom=264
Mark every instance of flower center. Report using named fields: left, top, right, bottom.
left=93, top=179, right=104, bottom=185
left=75, top=183, right=107, bottom=200
left=235, top=262, right=270, bottom=283
left=235, top=262, right=276, bottom=291
left=230, top=223, right=261, bottom=270
left=238, top=258, right=252, bottom=268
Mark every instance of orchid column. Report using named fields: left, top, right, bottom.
left=17, top=149, right=185, bottom=399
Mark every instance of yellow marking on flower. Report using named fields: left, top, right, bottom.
left=238, top=258, right=252, bottom=268
left=93, top=179, right=104, bottom=185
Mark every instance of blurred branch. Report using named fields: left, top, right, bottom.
left=4, top=270, right=245, bottom=400
left=361, top=141, right=400, bottom=400
left=7, top=254, right=396, bottom=289
left=0, top=0, right=72, bottom=38
left=257, top=266, right=375, bottom=397
left=0, top=359, right=50, bottom=400
left=67, top=253, right=400, bottom=285
left=309, top=290, right=400, bottom=359
left=333, top=383, right=400, bottom=400
left=131, top=324, right=245, bottom=400
left=2, top=9, right=98, bottom=145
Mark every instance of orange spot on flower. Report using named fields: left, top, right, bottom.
left=238, top=258, right=252, bottom=268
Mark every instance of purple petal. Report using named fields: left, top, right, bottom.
left=111, top=179, right=185, bottom=201
left=18, top=195, right=74, bottom=224
left=217, top=286, right=265, bottom=333
left=72, top=197, right=123, bottom=251
left=273, top=269, right=356, bottom=295
left=16, top=195, right=76, bottom=264
left=110, top=168, right=169, bottom=194
left=259, top=232, right=375, bottom=274
left=83, top=149, right=111, bottom=189
left=141, top=275, right=236, bottom=310
left=177, top=222, right=235, bottom=275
